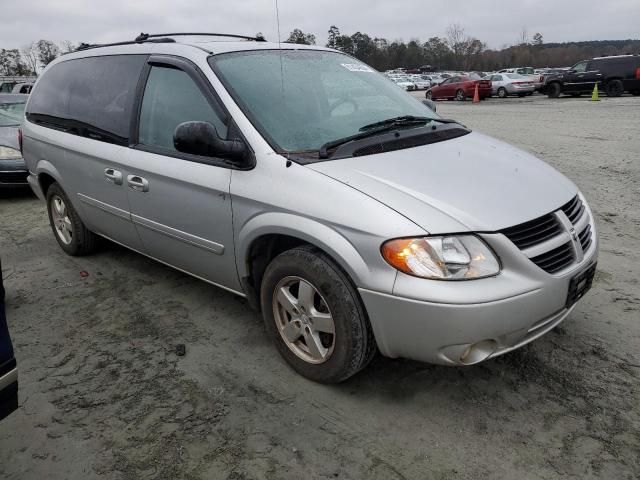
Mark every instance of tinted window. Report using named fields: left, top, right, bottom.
left=27, top=55, right=146, bottom=145
left=138, top=66, right=227, bottom=152
left=572, top=61, right=588, bottom=73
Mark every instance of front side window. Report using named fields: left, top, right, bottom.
left=572, top=62, right=588, bottom=73
left=138, top=66, right=227, bottom=153
left=209, top=50, right=437, bottom=154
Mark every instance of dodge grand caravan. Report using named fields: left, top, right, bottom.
left=21, top=33, right=598, bottom=383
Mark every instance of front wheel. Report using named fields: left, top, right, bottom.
left=46, top=182, right=98, bottom=256
left=455, top=89, right=466, bottom=101
left=425, top=90, right=433, bottom=100
left=260, top=246, right=376, bottom=383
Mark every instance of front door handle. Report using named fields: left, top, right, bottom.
left=104, top=168, right=123, bottom=185
left=127, top=175, right=149, bottom=192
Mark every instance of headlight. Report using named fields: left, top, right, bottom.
left=0, top=146, right=21, bottom=160
left=381, top=235, right=500, bottom=280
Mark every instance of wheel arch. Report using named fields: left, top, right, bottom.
left=237, top=213, right=371, bottom=309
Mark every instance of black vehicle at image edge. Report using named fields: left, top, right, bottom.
left=0, top=258, right=18, bottom=420
left=542, top=54, right=640, bottom=98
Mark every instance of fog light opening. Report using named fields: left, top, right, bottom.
left=459, top=340, right=498, bottom=365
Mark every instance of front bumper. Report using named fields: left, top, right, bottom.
left=0, top=159, right=28, bottom=188
left=360, top=226, right=598, bottom=365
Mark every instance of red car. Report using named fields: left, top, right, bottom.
left=426, top=75, right=492, bottom=101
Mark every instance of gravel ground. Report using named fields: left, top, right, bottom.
left=1, top=94, right=639, bottom=479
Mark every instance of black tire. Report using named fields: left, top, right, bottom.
left=46, top=182, right=98, bottom=256
left=497, top=87, right=507, bottom=98
left=260, top=245, right=376, bottom=383
left=425, top=90, right=433, bottom=100
left=455, top=89, right=466, bottom=101
left=547, top=82, right=562, bottom=98
left=605, top=79, right=624, bottom=97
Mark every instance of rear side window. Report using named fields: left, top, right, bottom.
left=27, top=55, right=146, bottom=145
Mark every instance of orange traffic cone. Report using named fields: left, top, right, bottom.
left=473, top=83, right=480, bottom=103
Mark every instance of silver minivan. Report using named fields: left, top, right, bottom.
left=21, top=34, right=598, bottom=383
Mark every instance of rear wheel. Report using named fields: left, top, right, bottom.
left=46, top=182, right=98, bottom=256
left=547, top=82, right=562, bottom=98
left=605, top=79, right=624, bottom=97
left=455, top=89, right=466, bottom=101
left=260, top=245, right=376, bottom=383
left=497, top=87, right=507, bottom=98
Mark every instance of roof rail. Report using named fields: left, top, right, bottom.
left=75, top=32, right=266, bottom=52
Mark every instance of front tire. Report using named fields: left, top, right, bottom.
left=46, top=182, right=98, bottom=256
left=260, top=246, right=376, bottom=383
left=425, top=90, right=433, bottom=100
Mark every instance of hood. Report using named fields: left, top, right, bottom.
left=0, top=126, right=19, bottom=151
left=308, top=131, right=577, bottom=233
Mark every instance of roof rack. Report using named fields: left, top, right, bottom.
left=76, top=32, right=266, bottom=52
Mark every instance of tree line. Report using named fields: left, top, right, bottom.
left=2, top=28, right=638, bottom=76
left=287, top=25, right=639, bottom=72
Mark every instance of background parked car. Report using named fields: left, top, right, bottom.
left=426, top=75, right=491, bottom=101
left=487, top=73, right=535, bottom=97
left=542, top=55, right=640, bottom=98
left=390, top=75, right=416, bottom=91
left=0, top=258, right=19, bottom=421
left=497, top=67, right=543, bottom=90
left=0, top=94, right=29, bottom=189
left=10, top=83, right=33, bottom=94
left=409, top=74, right=431, bottom=90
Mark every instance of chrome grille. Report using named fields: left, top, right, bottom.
left=500, top=214, right=561, bottom=249
left=561, top=195, right=585, bottom=224
left=500, top=195, right=594, bottom=274
left=530, top=242, right=575, bottom=274
left=579, top=224, right=592, bottom=252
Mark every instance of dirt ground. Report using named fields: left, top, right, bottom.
left=1, top=94, right=639, bottom=479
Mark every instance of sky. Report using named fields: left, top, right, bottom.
left=1, top=0, right=638, bottom=50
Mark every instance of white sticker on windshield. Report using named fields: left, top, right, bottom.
left=341, top=63, right=374, bottom=73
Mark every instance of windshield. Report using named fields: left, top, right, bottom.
left=0, top=101, right=26, bottom=127
left=209, top=50, right=438, bottom=154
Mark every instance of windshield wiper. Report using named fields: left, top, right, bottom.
left=319, top=119, right=436, bottom=159
left=318, top=116, right=465, bottom=159
left=359, top=115, right=430, bottom=132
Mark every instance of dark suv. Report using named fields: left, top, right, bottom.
left=542, top=55, right=640, bottom=98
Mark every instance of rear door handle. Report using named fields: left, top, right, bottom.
left=127, top=175, right=149, bottom=192
left=104, top=168, right=123, bottom=185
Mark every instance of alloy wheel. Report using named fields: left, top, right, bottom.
left=50, top=195, right=73, bottom=245
left=272, top=276, right=336, bottom=364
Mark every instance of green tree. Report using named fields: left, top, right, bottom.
left=326, top=25, right=340, bottom=49
left=0, top=49, right=29, bottom=75
left=286, top=29, right=316, bottom=45
left=36, top=40, right=60, bottom=67
left=532, top=33, right=544, bottom=46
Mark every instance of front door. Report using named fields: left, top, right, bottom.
left=126, top=57, right=241, bottom=292
left=564, top=61, right=601, bottom=93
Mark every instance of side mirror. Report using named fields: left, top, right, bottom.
left=173, top=121, right=247, bottom=160
left=422, top=99, right=437, bottom=112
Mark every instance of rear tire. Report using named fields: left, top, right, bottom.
left=455, top=89, right=466, bottom=101
left=46, top=182, right=98, bottom=256
left=260, top=245, right=376, bottom=383
left=547, top=82, right=562, bottom=98
left=497, top=87, right=507, bottom=98
left=605, top=79, right=624, bottom=97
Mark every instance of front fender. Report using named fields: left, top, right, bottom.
left=236, top=212, right=374, bottom=289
